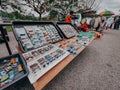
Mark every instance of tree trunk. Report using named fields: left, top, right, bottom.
left=39, top=14, right=42, bottom=20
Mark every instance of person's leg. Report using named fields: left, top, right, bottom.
left=103, top=22, right=106, bottom=28
left=116, top=23, right=119, bottom=30
left=114, top=23, right=116, bottom=29
left=112, top=23, right=114, bottom=29
left=118, top=23, right=120, bottom=30
left=105, top=24, right=108, bottom=30
left=96, top=27, right=98, bottom=31
left=110, top=24, right=112, bottom=29
left=105, top=25, right=108, bottom=30
left=96, top=23, right=100, bottom=31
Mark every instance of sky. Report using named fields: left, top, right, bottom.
left=97, top=0, right=120, bottom=15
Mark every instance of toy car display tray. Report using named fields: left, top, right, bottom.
left=56, top=22, right=78, bottom=38
left=12, top=21, right=63, bottom=52
left=22, top=44, right=70, bottom=83
left=0, top=54, right=28, bottom=90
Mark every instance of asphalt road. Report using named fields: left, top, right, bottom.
left=1, top=29, right=120, bottom=90
left=44, top=29, right=120, bottom=90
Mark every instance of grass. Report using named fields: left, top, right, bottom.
left=5, top=26, right=13, bottom=32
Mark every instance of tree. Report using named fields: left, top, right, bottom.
left=24, top=0, right=55, bottom=20
left=0, top=0, right=103, bottom=21
left=49, top=10, right=58, bottom=19
left=78, top=0, right=103, bottom=11
left=49, top=0, right=79, bottom=20
left=76, top=0, right=103, bottom=17
left=0, top=0, right=55, bottom=20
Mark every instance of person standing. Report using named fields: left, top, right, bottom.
left=89, top=17, right=95, bottom=29
left=64, top=11, right=74, bottom=23
left=105, top=16, right=114, bottom=30
left=94, top=15, right=101, bottom=31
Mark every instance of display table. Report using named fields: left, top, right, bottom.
left=33, top=37, right=94, bottom=90
left=11, top=21, right=95, bottom=90
left=0, top=22, right=95, bottom=90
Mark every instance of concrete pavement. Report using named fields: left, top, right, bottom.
left=44, top=29, right=120, bottom=90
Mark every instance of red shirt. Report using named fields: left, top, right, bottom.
left=80, top=23, right=89, bottom=32
left=64, top=14, right=72, bottom=23
left=80, top=23, right=88, bottom=29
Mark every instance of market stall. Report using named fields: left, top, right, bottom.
left=0, top=21, right=95, bottom=90
left=0, top=23, right=29, bottom=90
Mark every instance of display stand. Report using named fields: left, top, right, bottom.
left=0, top=23, right=30, bottom=90
left=11, top=21, right=95, bottom=90
left=12, top=21, right=63, bottom=52
left=56, top=22, right=78, bottom=38
left=0, top=23, right=12, bottom=55
left=0, top=54, right=29, bottom=90
left=12, top=21, right=71, bottom=84
left=33, top=37, right=94, bottom=90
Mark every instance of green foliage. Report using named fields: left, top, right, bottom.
left=0, top=11, right=38, bottom=21
left=49, top=10, right=58, bottom=19
left=49, top=0, right=55, bottom=3
left=5, top=26, right=12, bottom=32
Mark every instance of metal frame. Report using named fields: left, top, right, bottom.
left=0, top=23, right=12, bottom=55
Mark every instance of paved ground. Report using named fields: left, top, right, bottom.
left=43, top=29, right=120, bottom=90
left=1, top=29, right=120, bottom=90
left=0, top=32, right=18, bottom=57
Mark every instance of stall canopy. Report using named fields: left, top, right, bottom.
left=99, top=11, right=114, bottom=16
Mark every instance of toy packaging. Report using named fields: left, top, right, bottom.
left=0, top=54, right=28, bottom=90
left=12, top=22, right=62, bottom=52
left=22, top=44, right=70, bottom=83
left=56, top=23, right=77, bottom=38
